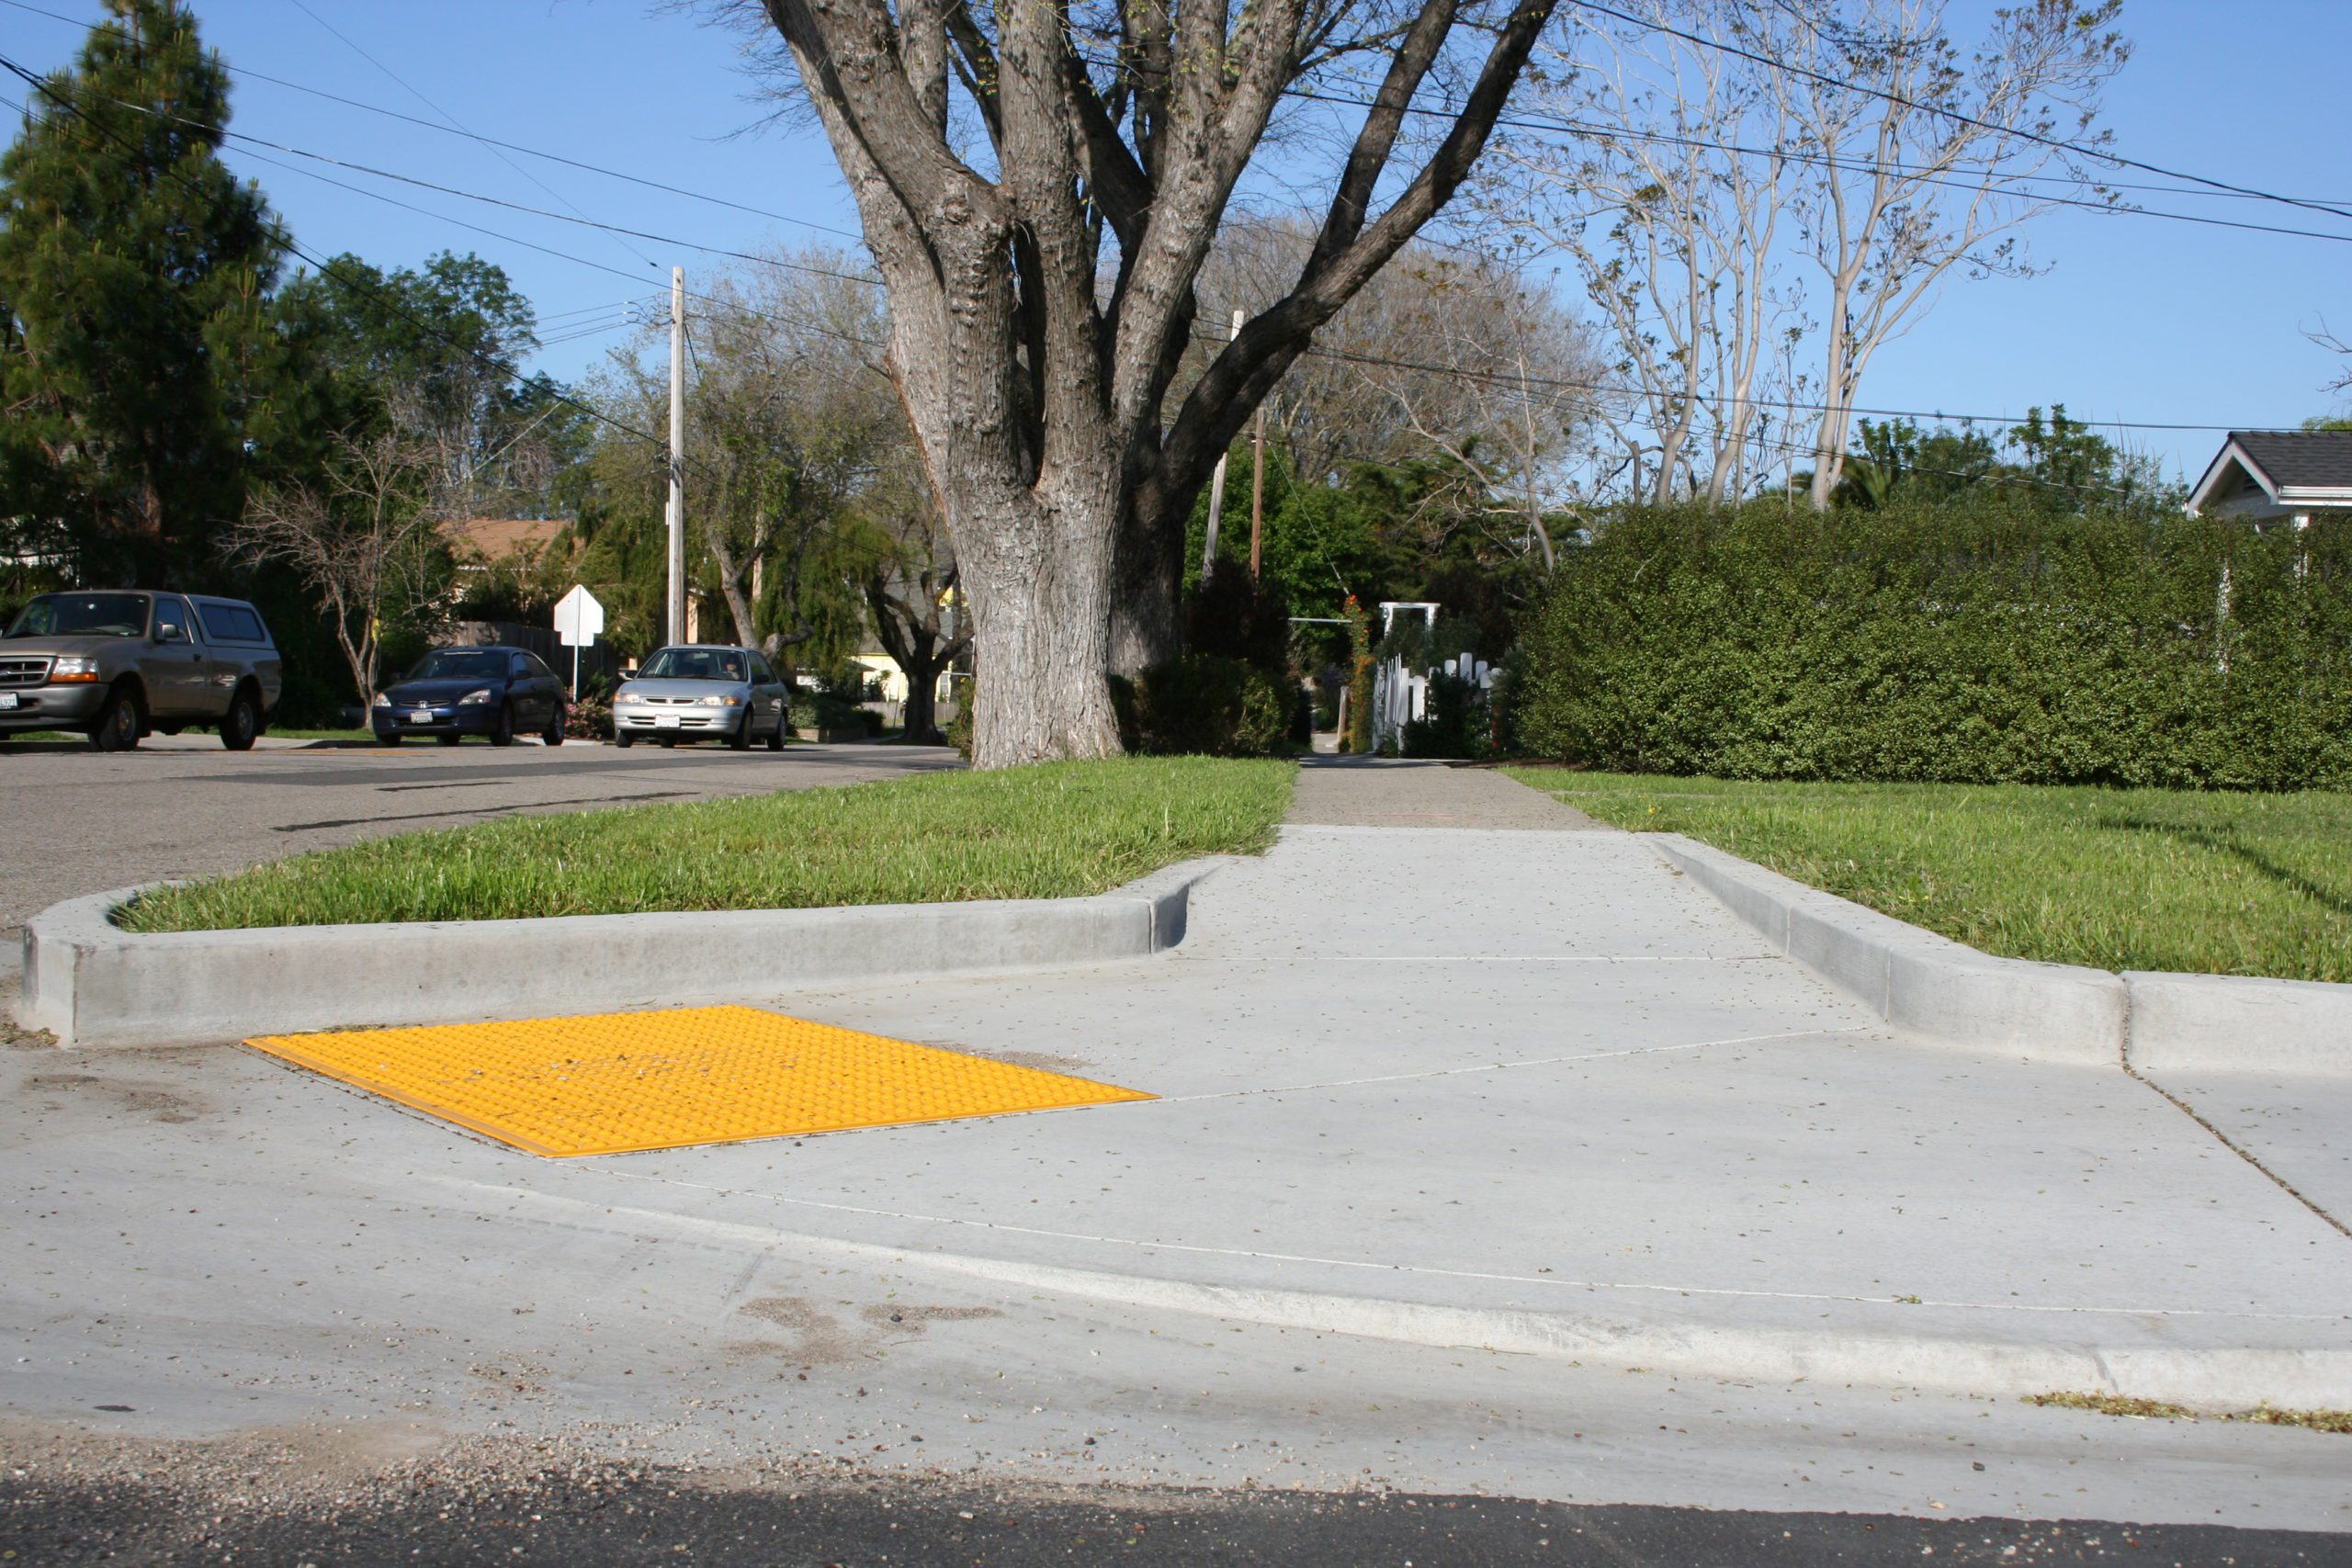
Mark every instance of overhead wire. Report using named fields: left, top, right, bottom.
left=1567, top=0, right=2352, bottom=226
left=0, top=0, right=872, bottom=245
left=277, top=0, right=662, bottom=275
left=0, top=63, right=690, bottom=473
left=0, top=18, right=2282, bottom=478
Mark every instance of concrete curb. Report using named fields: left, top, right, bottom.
left=1650, top=833, right=2127, bottom=1065
left=1651, top=833, right=2352, bottom=1075
left=18, top=856, right=1230, bottom=1050
left=484, top=1184, right=2352, bottom=1411
left=2123, top=969, right=2352, bottom=1075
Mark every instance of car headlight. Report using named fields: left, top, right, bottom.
left=48, top=655, right=100, bottom=682
left=370, top=692, right=390, bottom=707
left=697, top=694, right=743, bottom=707
left=615, top=684, right=639, bottom=701
left=458, top=688, right=493, bottom=705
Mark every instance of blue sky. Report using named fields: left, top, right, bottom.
left=2, top=0, right=2346, bottom=481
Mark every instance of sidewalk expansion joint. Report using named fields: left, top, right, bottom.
left=2123, top=1059, right=2351, bottom=1243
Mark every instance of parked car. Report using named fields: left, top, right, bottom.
left=371, top=646, right=569, bottom=747
left=612, top=644, right=790, bottom=750
left=0, top=590, right=282, bottom=750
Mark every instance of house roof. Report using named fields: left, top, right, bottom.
left=2187, top=431, right=2352, bottom=516
left=445, top=517, right=571, bottom=561
left=2229, top=431, right=2352, bottom=491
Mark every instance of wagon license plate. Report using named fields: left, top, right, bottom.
left=409, top=709, right=434, bottom=724
left=655, top=714, right=680, bottom=729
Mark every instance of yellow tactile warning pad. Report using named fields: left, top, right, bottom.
left=243, top=1005, right=1153, bottom=1157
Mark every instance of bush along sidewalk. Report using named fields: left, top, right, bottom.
left=1514, top=498, right=2352, bottom=789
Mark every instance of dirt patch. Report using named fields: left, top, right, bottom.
left=859, top=1304, right=1004, bottom=1335
left=2025, top=1392, right=2352, bottom=1434
left=733, top=1296, right=866, bottom=1364
left=24, top=1071, right=207, bottom=1123
left=989, top=1050, right=1096, bottom=1075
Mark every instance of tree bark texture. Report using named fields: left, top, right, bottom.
left=758, top=0, right=1558, bottom=766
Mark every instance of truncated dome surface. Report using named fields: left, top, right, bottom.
left=243, top=1004, right=1154, bottom=1156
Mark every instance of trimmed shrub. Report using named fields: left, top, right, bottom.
left=564, top=696, right=614, bottom=740
left=1136, top=653, right=1288, bottom=757
left=1402, top=671, right=1492, bottom=759
left=946, top=692, right=973, bottom=760
left=1185, top=570, right=1292, bottom=675
left=1515, top=499, right=2352, bottom=789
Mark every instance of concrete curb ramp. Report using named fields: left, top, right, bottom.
left=18, top=858, right=1227, bottom=1050
left=1650, top=832, right=2352, bottom=1074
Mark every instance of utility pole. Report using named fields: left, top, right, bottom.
left=1200, top=307, right=1244, bottom=583
left=664, top=265, right=686, bottom=647
left=1249, top=404, right=1266, bottom=581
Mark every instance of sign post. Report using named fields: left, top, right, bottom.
left=553, top=584, right=605, bottom=701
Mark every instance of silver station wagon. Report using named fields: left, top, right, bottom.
left=612, top=644, right=791, bottom=750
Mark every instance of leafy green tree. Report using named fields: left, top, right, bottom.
left=272, top=251, right=550, bottom=506
left=0, top=0, right=286, bottom=582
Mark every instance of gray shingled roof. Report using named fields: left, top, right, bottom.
left=2229, top=430, right=2352, bottom=491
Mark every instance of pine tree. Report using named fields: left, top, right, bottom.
left=0, top=0, right=283, bottom=583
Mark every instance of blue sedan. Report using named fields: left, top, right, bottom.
left=371, top=646, right=569, bottom=746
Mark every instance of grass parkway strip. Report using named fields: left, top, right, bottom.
left=119, top=756, right=1295, bottom=932
left=1505, top=768, right=2352, bottom=982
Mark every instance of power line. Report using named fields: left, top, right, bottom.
left=51, top=62, right=2267, bottom=437
left=0, top=0, right=872, bottom=245
left=1272, top=82, right=2352, bottom=249
left=1567, top=0, right=2352, bottom=226
left=277, top=0, right=660, bottom=276
left=0, top=26, right=2264, bottom=457
left=0, top=64, right=685, bottom=469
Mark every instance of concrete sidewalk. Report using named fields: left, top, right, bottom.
left=5, top=761, right=2348, bottom=1528
left=580, top=785, right=2349, bottom=1405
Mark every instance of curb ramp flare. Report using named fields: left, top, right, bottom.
left=243, top=1004, right=1154, bottom=1156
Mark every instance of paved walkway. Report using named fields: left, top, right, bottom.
left=1286, top=757, right=1607, bottom=829
left=5, top=762, right=2348, bottom=1529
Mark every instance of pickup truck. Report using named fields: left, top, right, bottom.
left=0, top=591, right=284, bottom=750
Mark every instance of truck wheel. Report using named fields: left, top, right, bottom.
left=89, top=686, right=142, bottom=752
left=220, top=688, right=260, bottom=750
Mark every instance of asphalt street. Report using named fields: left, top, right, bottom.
left=8, top=1448, right=2347, bottom=1567
left=0, top=735, right=960, bottom=947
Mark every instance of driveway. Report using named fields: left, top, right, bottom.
left=0, top=737, right=961, bottom=951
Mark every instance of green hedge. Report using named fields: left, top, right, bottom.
left=1136, top=653, right=1289, bottom=757
left=1516, top=500, right=2352, bottom=789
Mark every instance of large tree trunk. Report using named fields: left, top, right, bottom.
left=1108, top=489, right=1183, bottom=676
left=955, top=474, right=1122, bottom=768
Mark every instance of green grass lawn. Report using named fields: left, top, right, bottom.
left=119, top=757, right=1295, bottom=932
left=1505, top=769, right=2352, bottom=982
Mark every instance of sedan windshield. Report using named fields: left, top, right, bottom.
left=6, top=593, right=149, bottom=638
left=409, top=649, right=508, bottom=682
left=639, top=648, right=748, bottom=682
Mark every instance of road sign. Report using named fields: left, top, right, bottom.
left=554, top=584, right=605, bottom=648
